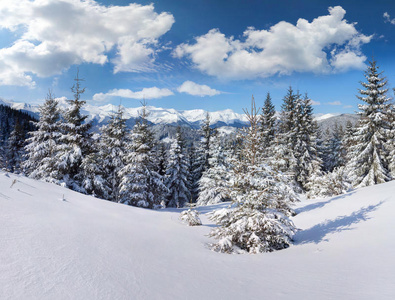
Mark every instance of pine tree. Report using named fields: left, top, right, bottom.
left=346, top=59, right=392, bottom=187
left=24, top=91, right=61, bottom=182
left=98, top=105, right=128, bottom=201
left=80, top=150, right=110, bottom=199
left=6, top=119, right=26, bottom=173
left=209, top=97, right=297, bottom=254
left=274, top=87, right=299, bottom=187
left=324, top=123, right=345, bottom=172
left=56, top=72, right=92, bottom=191
left=387, top=100, right=395, bottom=178
left=196, top=133, right=230, bottom=206
left=165, top=126, right=191, bottom=208
left=260, top=92, right=276, bottom=159
left=190, top=112, right=216, bottom=201
left=119, top=104, right=167, bottom=208
left=294, top=94, right=323, bottom=190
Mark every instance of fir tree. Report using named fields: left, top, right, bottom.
left=80, top=150, right=110, bottom=199
left=56, top=72, right=92, bottom=191
left=209, top=97, right=297, bottom=254
left=260, top=92, right=276, bottom=158
left=346, top=59, right=392, bottom=187
left=23, top=91, right=61, bottom=182
left=196, top=133, right=230, bottom=206
left=274, top=87, right=299, bottom=186
left=99, top=105, right=128, bottom=201
left=294, top=94, right=323, bottom=190
left=165, top=126, right=191, bottom=208
left=191, top=112, right=216, bottom=200
left=119, top=104, right=167, bottom=208
left=6, top=119, right=26, bottom=173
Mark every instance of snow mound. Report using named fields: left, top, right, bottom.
left=1, top=172, right=394, bottom=299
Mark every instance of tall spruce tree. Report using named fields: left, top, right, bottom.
left=294, top=94, right=323, bottom=190
left=346, top=59, right=392, bottom=187
left=209, top=97, right=297, bottom=254
left=196, top=133, right=230, bottom=206
left=56, top=72, right=92, bottom=191
left=260, top=92, right=276, bottom=159
left=165, top=126, right=191, bottom=208
left=6, top=119, right=26, bottom=174
left=24, top=91, right=61, bottom=182
left=118, top=104, right=167, bottom=208
left=98, top=105, right=128, bottom=201
left=273, top=87, right=299, bottom=188
left=191, top=112, right=215, bottom=201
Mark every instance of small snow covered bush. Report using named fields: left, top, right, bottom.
left=180, top=209, right=202, bottom=226
left=306, top=166, right=351, bottom=199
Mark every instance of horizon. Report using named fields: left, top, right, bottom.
left=0, top=0, right=394, bottom=114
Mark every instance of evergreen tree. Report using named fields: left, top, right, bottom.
left=119, top=104, right=167, bottom=208
left=24, top=91, right=61, bottom=181
left=196, top=133, right=230, bottom=206
left=6, top=119, right=26, bottom=173
left=294, top=94, right=323, bottom=190
left=209, top=97, right=297, bottom=254
left=274, top=87, right=299, bottom=186
left=80, top=150, right=110, bottom=199
left=56, top=72, right=92, bottom=191
left=260, top=92, right=276, bottom=158
left=324, top=123, right=345, bottom=172
left=165, top=126, right=191, bottom=208
left=191, top=112, right=215, bottom=201
left=98, top=105, right=128, bottom=201
left=346, top=59, right=392, bottom=187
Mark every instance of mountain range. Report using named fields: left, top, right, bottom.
left=0, top=97, right=358, bottom=132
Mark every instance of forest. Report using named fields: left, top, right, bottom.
left=2, top=59, right=394, bottom=253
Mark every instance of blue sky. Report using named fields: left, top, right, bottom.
left=0, top=0, right=395, bottom=114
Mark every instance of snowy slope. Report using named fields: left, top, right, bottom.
left=1, top=172, right=394, bottom=300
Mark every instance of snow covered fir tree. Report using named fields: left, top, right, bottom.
left=118, top=103, right=167, bottom=208
left=165, top=126, right=191, bottom=208
left=23, top=91, right=61, bottom=182
left=209, top=98, right=298, bottom=254
left=346, top=59, right=394, bottom=187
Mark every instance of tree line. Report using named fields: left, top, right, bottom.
left=4, top=59, right=395, bottom=253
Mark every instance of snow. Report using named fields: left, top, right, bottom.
left=1, top=98, right=248, bottom=128
left=314, top=113, right=339, bottom=121
left=1, top=172, right=395, bottom=299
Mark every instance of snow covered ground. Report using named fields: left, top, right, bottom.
left=1, top=171, right=394, bottom=300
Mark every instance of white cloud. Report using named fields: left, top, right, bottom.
left=328, top=101, right=342, bottom=105
left=93, top=87, right=174, bottom=101
left=0, top=0, right=174, bottom=86
left=384, top=12, right=395, bottom=24
left=311, top=100, right=321, bottom=106
left=174, top=6, right=371, bottom=80
left=177, top=81, right=221, bottom=97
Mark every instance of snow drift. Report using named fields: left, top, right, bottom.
left=1, top=172, right=394, bottom=299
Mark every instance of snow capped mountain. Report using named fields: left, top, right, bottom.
left=0, top=97, right=357, bottom=130
left=314, top=113, right=339, bottom=121
left=0, top=97, right=248, bottom=128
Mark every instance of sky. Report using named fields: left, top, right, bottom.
left=0, top=0, right=395, bottom=114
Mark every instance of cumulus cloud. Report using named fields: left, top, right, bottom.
left=177, top=81, right=221, bottom=97
left=0, top=0, right=174, bottom=86
left=328, top=101, right=342, bottom=105
left=384, top=12, right=395, bottom=24
left=93, top=87, right=174, bottom=101
left=174, top=6, right=371, bottom=80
